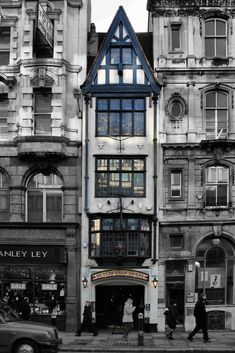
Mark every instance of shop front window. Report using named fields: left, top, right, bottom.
left=1, top=267, right=66, bottom=323
left=33, top=269, right=65, bottom=315
left=195, top=237, right=234, bottom=305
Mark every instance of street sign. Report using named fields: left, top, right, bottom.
left=37, top=2, right=54, bottom=48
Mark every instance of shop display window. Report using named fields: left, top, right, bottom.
left=195, top=237, right=234, bottom=305
left=0, top=266, right=66, bottom=318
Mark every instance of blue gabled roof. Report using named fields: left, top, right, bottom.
left=81, top=6, right=161, bottom=95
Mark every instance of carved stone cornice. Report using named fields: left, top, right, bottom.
left=0, top=6, right=18, bottom=24
left=67, top=0, right=83, bottom=8
left=148, top=0, right=235, bottom=16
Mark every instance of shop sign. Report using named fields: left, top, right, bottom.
left=41, top=283, right=57, bottom=291
left=145, top=304, right=150, bottom=311
left=0, top=245, right=65, bottom=264
left=10, top=283, right=26, bottom=290
left=37, top=2, right=54, bottom=47
left=91, top=270, right=149, bottom=281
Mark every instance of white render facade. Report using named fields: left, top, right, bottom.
left=80, top=7, right=161, bottom=330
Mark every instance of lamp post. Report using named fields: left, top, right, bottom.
left=152, top=277, right=158, bottom=288
left=82, top=277, right=88, bottom=288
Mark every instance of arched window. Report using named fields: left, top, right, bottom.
left=0, top=170, right=10, bottom=220
left=205, top=18, right=227, bottom=57
left=205, top=165, right=229, bottom=207
left=195, top=237, right=234, bottom=305
left=205, top=91, right=228, bottom=139
left=26, top=171, right=63, bottom=222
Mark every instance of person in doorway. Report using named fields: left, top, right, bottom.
left=164, top=302, right=178, bottom=340
left=19, top=297, right=31, bottom=320
left=76, top=301, right=97, bottom=336
left=11, top=294, right=21, bottom=314
left=187, top=294, right=211, bottom=343
left=51, top=304, right=58, bottom=326
left=122, top=297, right=136, bottom=339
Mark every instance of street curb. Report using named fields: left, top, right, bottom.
left=59, top=348, right=235, bottom=353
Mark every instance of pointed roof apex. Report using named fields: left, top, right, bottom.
left=82, top=5, right=161, bottom=95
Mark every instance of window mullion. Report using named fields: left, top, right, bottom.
left=43, top=189, right=46, bottom=222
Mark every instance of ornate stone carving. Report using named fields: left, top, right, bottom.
left=30, top=68, right=54, bottom=87
left=148, top=0, right=235, bottom=17
left=165, top=92, right=187, bottom=128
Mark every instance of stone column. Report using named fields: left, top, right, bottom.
left=185, top=260, right=196, bottom=331
left=65, top=227, right=79, bottom=332
left=188, top=157, right=195, bottom=207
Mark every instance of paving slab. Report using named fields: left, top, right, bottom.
left=58, top=329, right=235, bottom=352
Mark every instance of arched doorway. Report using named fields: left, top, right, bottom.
left=195, top=236, right=235, bottom=329
left=95, top=284, right=144, bottom=329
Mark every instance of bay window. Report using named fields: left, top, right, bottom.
left=89, top=216, right=151, bottom=263
left=96, top=157, right=145, bottom=197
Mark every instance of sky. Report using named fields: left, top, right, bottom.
left=91, top=0, right=148, bottom=32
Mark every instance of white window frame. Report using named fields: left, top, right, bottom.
left=170, top=170, right=182, bottom=199
left=205, top=18, right=227, bottom=58
left=0, top=27, right=10, bottom=65
left=170, top=22, right=182, bottom=52
left=26, top=172, right=63, bottom=222
left=205, top=90, right=228, bottom=139
left=205, top=166, right=229, bottom=207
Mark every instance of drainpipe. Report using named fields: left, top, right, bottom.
left=84, top=95, right=90, bottom=213
left=152, top=94, right=159, bottom=264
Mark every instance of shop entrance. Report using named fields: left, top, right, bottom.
left=166, top=282, right=184, bottom=324
left=95, top=285, right=144, bottom=329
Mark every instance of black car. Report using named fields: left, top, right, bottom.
left=0, top=300, right=62, bottom=353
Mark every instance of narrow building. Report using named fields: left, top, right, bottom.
left=148, top=0, right=235, bottom=331
left=81, top=7, right=161, bottom=331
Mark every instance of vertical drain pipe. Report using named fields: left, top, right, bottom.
left=152, top=94, right=158, bottom=264
left=84, top=95, right=90, bottom=213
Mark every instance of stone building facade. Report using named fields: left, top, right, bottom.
left=0, top=0, right=90, bottom=331
left=148, top=0, right=235, bottom=331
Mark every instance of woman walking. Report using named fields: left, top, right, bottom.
left=122, top=297, right=136, bottom=339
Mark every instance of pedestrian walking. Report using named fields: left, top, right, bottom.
left=122, top=297, right=136, bottom=339
left=76, top=301, right=97, bottom=336
left=187, top=294, right=211, bottom=343
left=164, top=302, right=178, bottom=339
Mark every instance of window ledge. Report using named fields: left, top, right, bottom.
left=14, top=136, right=71, bottom=160
left=169, top=51, right=184, bottom=54
left=212, top=57, right=229, bottom=66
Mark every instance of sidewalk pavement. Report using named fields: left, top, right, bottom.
left=58, top=329, right=235, bottom=352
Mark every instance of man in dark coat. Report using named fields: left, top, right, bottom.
left=187, top=294, right=211, bottom=343
left=76, top=301, right=97, bottom=336
left=164, top=302, right=178, bottom=339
